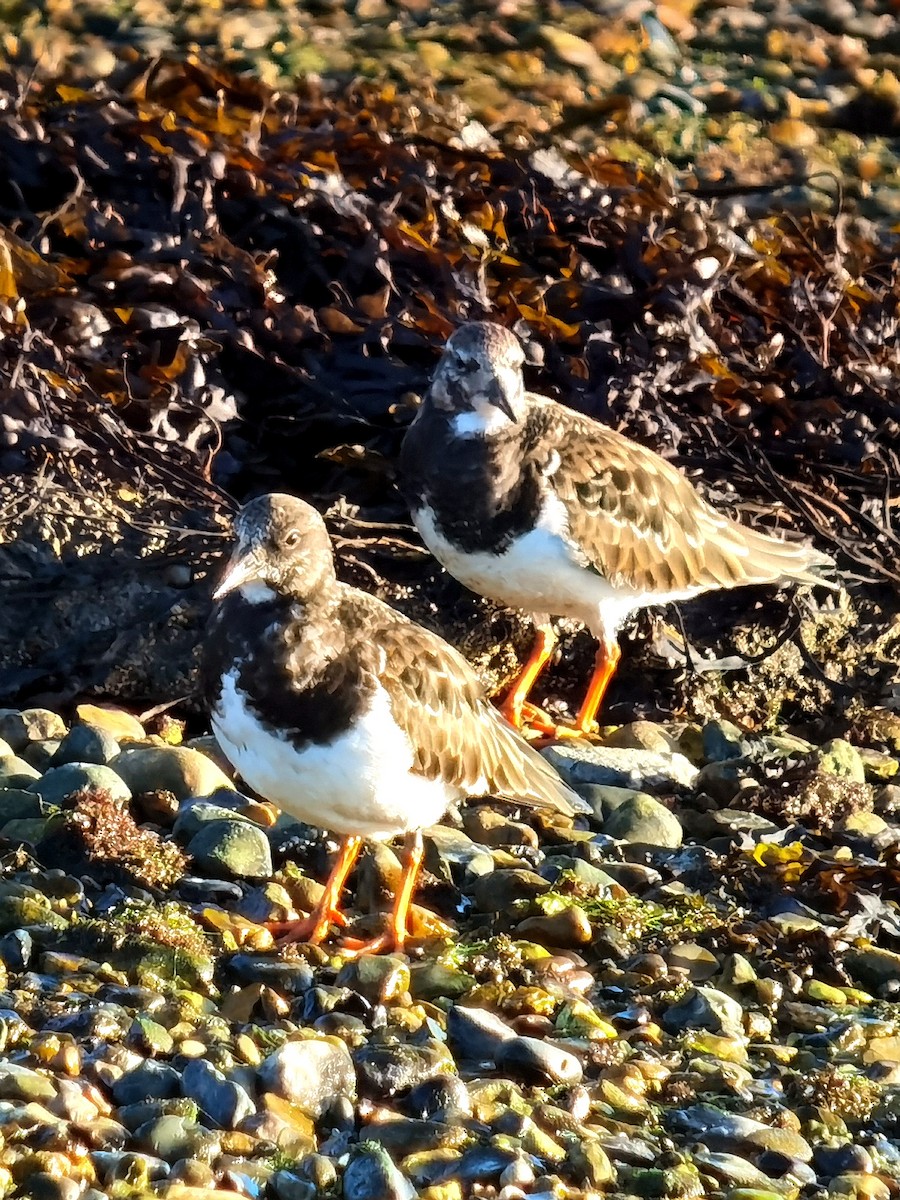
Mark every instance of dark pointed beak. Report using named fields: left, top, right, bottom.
left=490, top=380, right=519, bottom=423
left=212, top=549, right=259, bottom=600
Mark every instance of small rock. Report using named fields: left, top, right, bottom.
left=23, top=740, right=61, bottom=771
left=182, top=1057, right=255, bottom=1129
left=817, top=739, right=866, bottom=782
left=469, top=868, right=550, bottom=910
left=270, top=1172, right=316, bottom=1200
left=405, top=1075, right=472, bottom=1120
left=408, top=961, right=476, bottom=1002
left=662, top=986, right=745, bottom=1039
left=666, top=943, right=719, bottom=981
left=50, top=724, right=120, bottom=767
left=543, top=742, right=698, bottom=792
left=259, top=1038, right=356, bottom=1116
left=336, top=955, right=410, bottom=1003
left=19, top=1173, right=81, bottom=1200
left=839, top=811, right=888, bottom=837
left=343, top=1146, right=416, bottom=1200
left=702, top=719, right=750, bottom=763
left=173, top=801, right=253, bottom=841
left=28, top=763, right=132, bottom=807
left=446, top=1006, right=515, bottom=1061
left=602, top=795, right=683, bottom=847
left=112, top=745, right=234, bottom=800
left=495, top=1036, right=583, bottom=1084
left=76, top=704, right=145, bottom=741
left=577, top=784, right=656, bottom=821
left=601, top=722, right=679, bottom=753
left=354, top=1042, right=453, bottom=1096
left=827, top=1174, right=890, bottom=1200
left=135, top=1113, right=220, bottom=1162
left=187, top=819, right=273, bottom=879
left=516, top=905, right=593, bottom=948
left=0, top=788, right=43, bottom=821
left=0, top=756, right=42, bottom=787
left=541, top=855, right=618, bottom=892
left=0, top=709, right=66, bottom=751
left=462, top=807, right=538, bottom=848
left=813, top=1146, right=874, bottom=1178
left=845, top=947, right=900, bottom=992
left=127, top=1016, right=174, bottom=1057
left=112, top=1062, right=182, bottom=1105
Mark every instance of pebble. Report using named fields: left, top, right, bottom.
left=50, top=724, right=121, bottom=767
left=111, top=746, right=234, bottom=800
left=112, top=1062, right=182, bottom=1105
left=343, top=1146, right=416, bottom=1200
left=354, top=1043, right=453, bottom=1096
left=662, top=986, right=745, bottom=1039
left=28, top=762, right=132, bottom=806
left=446, top=1005, right=515, bottom=1061
left=258, top=1038, right=356, bottom=1116
left=602, top=794, right=683, bottom=847
left=75, top=704, right=145, bottom=741
left=542, top=742, right=699, bottom=792
left=468, top=868, right=550, bottom=910
left=187, top=819, right=273, bottom=879
left=494, top=1036, right=583, bottom=1084
left=182, top=1057, right=255, bottom=1128
left=0, top=709, right=67, bottom=751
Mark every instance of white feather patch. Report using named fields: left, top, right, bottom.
left=211, top=671, right=456, bottom=839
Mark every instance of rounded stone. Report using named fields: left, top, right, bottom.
left=0, top=709, right=67, bottom=752
left=182, top=1057, right=255, bottom=1129
left=494, top=1035, right=583, bottom=1084
left=259, top=1038, right=356, bottom=1117
left=28, top=762, right=132, bottom=807
left=111, top=746, right=234, bottom=800
left=187, top=819, right=273, bottom=879
left=343, top=1146, right=416, bottom=1200
left=602, top=794, right=683, bottom=847
left=50, top=724, right=121, bottom=767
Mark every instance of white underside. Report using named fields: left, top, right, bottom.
left=414, top=496, right=704, bottom=641
left=212, top=670, right=456, bottom=839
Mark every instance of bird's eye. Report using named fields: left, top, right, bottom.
left=284, top=530, right=301, bottom=549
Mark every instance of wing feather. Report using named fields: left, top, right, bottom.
left=529, top=396, right=834, bottom=596
left=351, top=593, right=588, bottom=817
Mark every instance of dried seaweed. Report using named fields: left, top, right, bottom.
left=0, top=57, right=898, bottom=709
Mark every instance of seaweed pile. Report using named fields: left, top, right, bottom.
left=0, top=56, right=898, bottom=717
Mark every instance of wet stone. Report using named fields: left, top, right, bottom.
left=28, top=762, right=132, bottom=806
left=259, top=1037, right=356, bottom=1116
left=543, top=742, right=699, bottom=792
left=135, top=1113, right=221, bottom=1162
left=343, top=1145, right=416, bottom=1200
left=127, top=1015, right=174, bottom=1057
left=817, top=739, right=866, bottom=782
left=814, top=1146, right=874, bottom=1177
left=50, top=724, right=120, bottom=767
left=182, top=1057, right=255, bottom=1129
left=111, top=745, right=235, bottom=800
left=0, top=789, right=43, bottom=822
left=602, top=794, right=683, bottom=847
left=408, top=960, right=476, bottom=1002
left=112, top=1061, right=182, bottom=1105
left=702, top=719, right=750, bottom=762
left=404, top=1074, right=472, bottom=1120
left=23, top=740, right=61, bottom=770
left=0, top=709, right=67, bottom=751
left=495, top=1035, right=583, bottom=1084
left=516, top=904, right=593, bottom=947
left=468, top=868, right=550, bottom=910
left=173, top=800, right=253, bottom=840
left=187, top=819, right=273, bottom=879
left=336, top=954, right=411, bottom=1003
left=354, top=1042, right=453, bottom=1097
left=446, top=1005, right=515, bottom=1061
left=0, top=756, right=42, bottom=787
left=662, top=987, right=745, bottom=1039
left=270, top=1172, right=316, bottom=1200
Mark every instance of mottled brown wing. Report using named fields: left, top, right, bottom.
left=533, top=398, right=833, bottom=595
left=358, top=595, right=587, bottom=816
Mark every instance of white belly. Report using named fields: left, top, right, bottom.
left=414, top=498, right=628, bottom=634
left=211, top=671, right=455, bottom=839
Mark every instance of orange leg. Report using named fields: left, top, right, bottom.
left=574, top=640, right=622, bottom=733
left=340, top=831, right=424, bottom=957
left=527, top=639, right=622, bottom=745
left=267, top=835, right=363, bottom=946
left=498, top=623, right=557, bottom=730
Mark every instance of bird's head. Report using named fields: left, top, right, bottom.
left=213, top=494, right=336, bottom=604
left=428, top=321, right=527, bottom=436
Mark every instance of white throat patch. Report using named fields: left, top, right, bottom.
left=451, top=399, right=514, bottom=438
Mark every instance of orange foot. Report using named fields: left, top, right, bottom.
left=267, top=907, right=348, bottom=947
left=337, top=830, right=425, bottom=958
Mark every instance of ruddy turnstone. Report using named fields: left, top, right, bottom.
left=400, top=321, right=836, bottom=736
left=202, top=493, right=586, bottom=954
